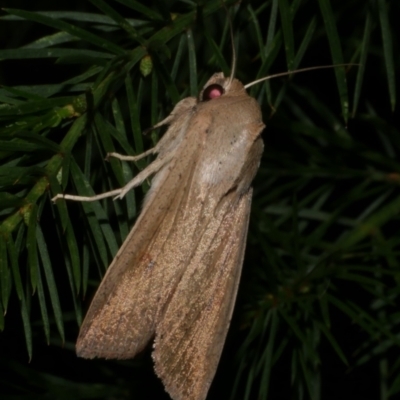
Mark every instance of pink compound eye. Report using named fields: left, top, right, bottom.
left=202, top=84, right=224, bottom=101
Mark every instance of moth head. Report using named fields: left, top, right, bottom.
left=199, top=72, right=245, bottom=102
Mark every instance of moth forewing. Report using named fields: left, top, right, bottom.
left=76, top=96, right=206, bottom=359
left=153, top=190, right=254, bottom=400
left=75, top=72, right=265, bottom=400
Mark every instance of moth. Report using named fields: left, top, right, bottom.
left=55, top=69, right=265, bottom=399
left=53, top=52, right=346, bottom=396
left=52, top=22, right=337, bottom=396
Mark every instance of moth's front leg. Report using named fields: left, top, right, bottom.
left=51, top=150, right=174, bottom=203
left=52, top=96, right=197, bottom=203
left=107, top=96, right=197, bottom=163
left=106, top=147, right=156, bottom=163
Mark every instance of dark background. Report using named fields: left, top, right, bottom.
left=1, top=1, right=399, bottom=399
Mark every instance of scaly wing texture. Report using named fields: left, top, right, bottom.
left=76, top=111, right=214, bottom=359
left=76, top=82, right=264, bottom=400
left=153, top=189, right=253, bottom=400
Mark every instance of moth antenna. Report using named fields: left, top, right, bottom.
left=227, top=20, right=236, bottom=87
left=225, top=5, right=236, bottom=88
left=244, top=64, right=359, bottom=89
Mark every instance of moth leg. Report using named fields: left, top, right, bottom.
left=144, top=96, right=196, bottom=134
left=106, top=129, right=166, bottom=163
left=52, top=188, right=126, bottom=203
left=52, top=151, right=174, bottom=203
left=106, top=100, right=195, bottom=163
left=115, top=151, right=174, bottom=199
left=106, top=148, right=156, bottom=162
left=107, top=96, right=197, bottom=164
left=142, top=112, right=179, bottom=135
left=53, top=97, right=196, bottom=204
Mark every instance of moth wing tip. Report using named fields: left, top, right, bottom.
left=75, top=341, right=94, bottom=359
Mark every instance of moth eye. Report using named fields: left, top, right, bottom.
left=202, top=84, right=224, bottom=101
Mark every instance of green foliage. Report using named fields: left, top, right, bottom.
left=0, top=0, right=399, bottom=399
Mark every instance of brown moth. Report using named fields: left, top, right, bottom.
left=55, top=71, right=265, bottom=399
left=52, top=35, right=346, bottom=397
left=52, top=52, right=348, bottom=397
left=54, top=69, right=264, bottom=398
